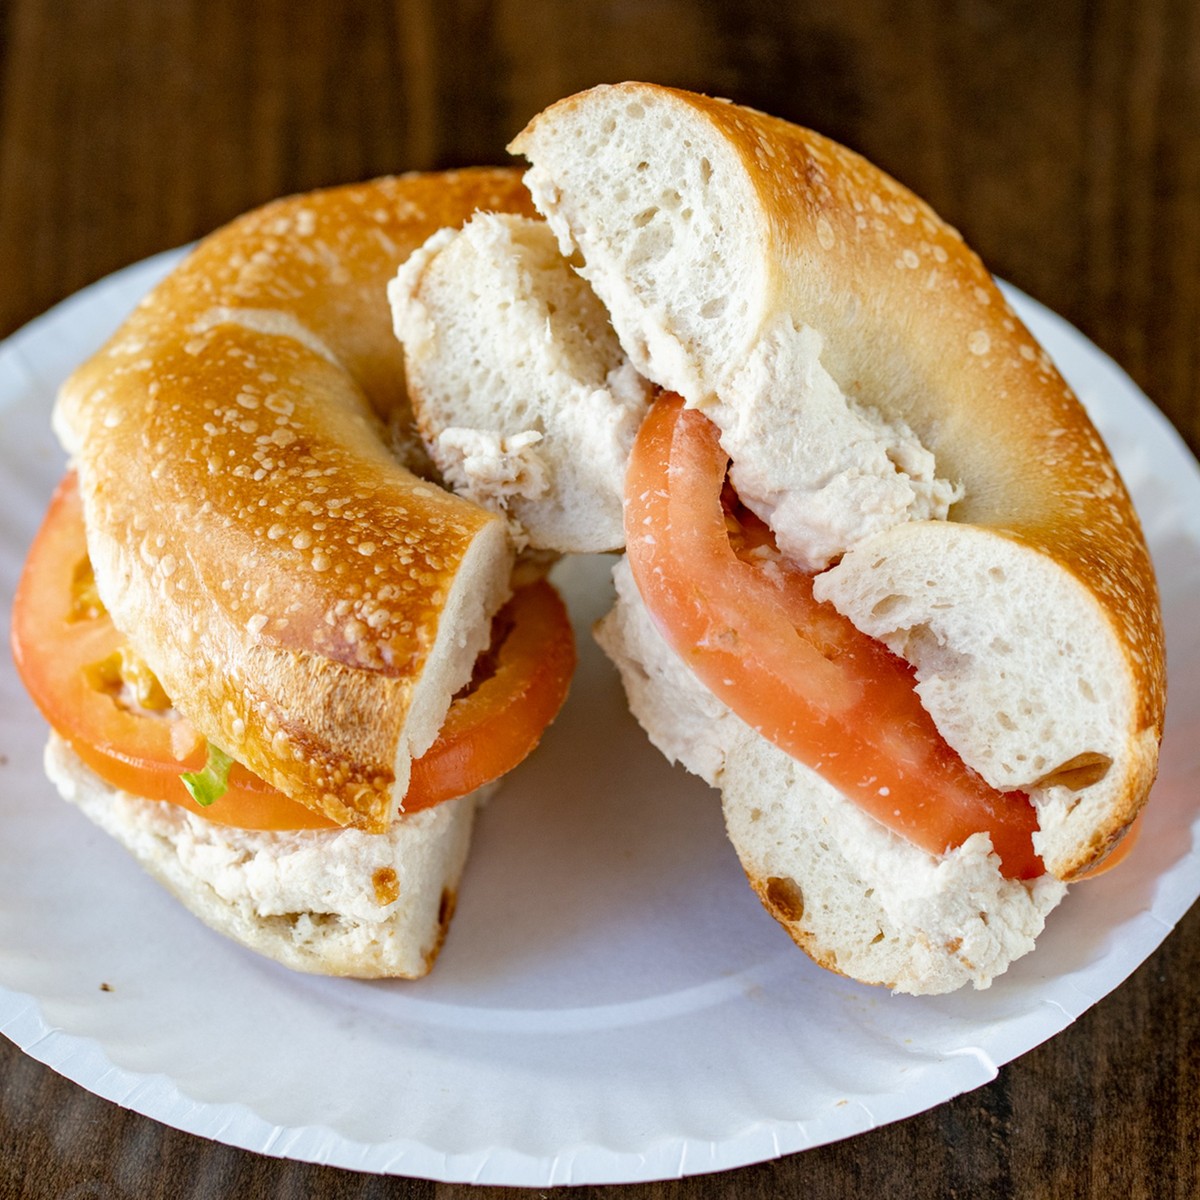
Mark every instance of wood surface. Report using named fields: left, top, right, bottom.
left=1, top=1, right=1198, bottom=1197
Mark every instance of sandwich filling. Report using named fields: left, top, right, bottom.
left=708, top=316, right=962, bottom=572
left=623, top=393, right=1043, bottom=880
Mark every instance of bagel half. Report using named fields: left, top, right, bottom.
left=55, top=169, right=536, bottom=832
left=45, top=733, right=482, bottom=978
left=386, top=84, right=1165, bottom=992
left=511, top=83, right=1165, bottom=877
left=42, top=169, right=543, bottom=976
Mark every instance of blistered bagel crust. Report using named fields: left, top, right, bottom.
left=55, top=171, right=536, bottom=830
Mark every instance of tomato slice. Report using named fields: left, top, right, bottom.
left=12, top=473, right=575, bottom=831
left=624, top=393, right=1043, bottom=880
left=409, top=579, right=575, bottom=808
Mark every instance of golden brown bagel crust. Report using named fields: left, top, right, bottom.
left=514, top=84, right=1165, bottom=880
left=699, top=93, right=1164, bottom=721
left=55, top=170, right=536, bottom=831
left=698, top=93, right=1166, bottom=877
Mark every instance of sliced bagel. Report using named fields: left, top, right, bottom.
left=511, top=83, right=1165, bottom=883
left=596, top=558, right=1067, bottom=994
left=54, top=170, right=538, bottom=831
left=45, top=734, right=482, bottom=978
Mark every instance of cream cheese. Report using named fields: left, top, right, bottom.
left=434, top=427, right=550, bottom=513
left=708, top=318, right=961, bottom=570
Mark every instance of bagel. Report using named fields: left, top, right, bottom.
left=15, top=87, right=1169, bottom=992
left=388, top=84, right=1166, bottom=991
left=54, top=169, right=537, bottom=831
left=511, top=83, right=1164, bottom=878
left=16, top=168, right=580, bottom=977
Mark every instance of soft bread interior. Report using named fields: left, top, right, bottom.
left=515, top=101, right=766, bottom=405
left=389, top=213, right=651, bottom=553
left=400, top=512, right=512, bottom=789
left=45, top=734, right=483, bottom=978
left=813, top=522, right=1160, bottom=874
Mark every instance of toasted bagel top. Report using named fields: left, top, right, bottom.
left=55, top=170, right=536, bottom=830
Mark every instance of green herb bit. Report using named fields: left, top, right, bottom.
left=181, top=744, right=235, bottom=808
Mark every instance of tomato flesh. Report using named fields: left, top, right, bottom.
left=624, top=394, right=1043, bottom=880
left=12, top=473, right=575, bottom=831
left=408, top=577, right=576, bottom=809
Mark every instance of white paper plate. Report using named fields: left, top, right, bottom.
left=1, top=252, right=1198, bottom=1187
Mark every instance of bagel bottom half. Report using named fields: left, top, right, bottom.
left=595, top=559, right=1068, bottom=995
left=45, top=734, right=487, bottom=978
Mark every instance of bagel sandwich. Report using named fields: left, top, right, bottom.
left=11, top=169, right=577, bottom=978
left=390, top=84, right=1166, bottom=994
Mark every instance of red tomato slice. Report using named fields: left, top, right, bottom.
left=408, top=579, right=575, bottom=808
left=12, top=473, right=575, bottom=831
left=624, top=393, right=1043, bottom=880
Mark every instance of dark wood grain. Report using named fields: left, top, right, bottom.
left=3, top=0, right=1198, bottom=454
left=2, top=2, right=1198, bottom=1198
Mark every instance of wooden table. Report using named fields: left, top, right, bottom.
left=2, top=3, right=1197, bottom=1197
